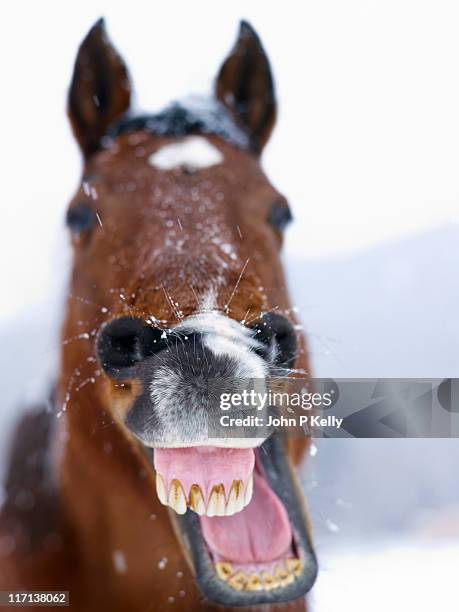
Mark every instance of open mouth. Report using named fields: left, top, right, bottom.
left=153, top=435, right=317, bottom=606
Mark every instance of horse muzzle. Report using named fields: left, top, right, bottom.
left=96, top=311, right=318, bottom=605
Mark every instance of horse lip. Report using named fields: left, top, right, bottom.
left=169, top=435, right=318, bottom=606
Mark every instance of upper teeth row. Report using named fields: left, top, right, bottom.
left=155, top=473, right=253, bottom=516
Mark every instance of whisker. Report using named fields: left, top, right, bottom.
left=187, top=283, right=200, bottom=307
left=68, top=292, right=111, bottom=314
left=245, top=305, right=280, bottom=326
left=224, top=258, right=249, bottom=313
left=161, top=285, right=183, bottom=321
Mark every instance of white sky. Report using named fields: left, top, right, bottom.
left=1, top=1, right=459, bottom=319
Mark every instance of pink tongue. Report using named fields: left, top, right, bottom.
left=200, top=472, right=292, bottom=563
left=153, top=447, right=255, bottom=500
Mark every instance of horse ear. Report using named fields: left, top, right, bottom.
left=68, top=19, right=132, bottom=157
left=215, top=21, right=276, bottom=154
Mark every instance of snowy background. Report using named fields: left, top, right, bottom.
left=1, top=1, right=459, bottom=610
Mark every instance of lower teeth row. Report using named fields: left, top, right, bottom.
left=216, top=558, right=303, bottom=591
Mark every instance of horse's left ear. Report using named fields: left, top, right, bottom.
left=68, top=19, right=132, bottom=157
left=215, top=21, right=276, bottom=155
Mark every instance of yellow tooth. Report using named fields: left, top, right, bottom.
left=206, top=484, right=226, bottom=517
left=168, top=479, right=187, bottom=515
left=215, top=562, right=233, bottom=582
left=285, top=558, right=303, bottom=577
left=276, top=566, right=294, bottom=587
left=228, top=571, right=247, bottom=591
left=226, top=480, right=244, bottom=516
left=282, top=572, right=295, bottom=586
left=245, top=573, right=263, bottom=591
left=261, top=571, right=280, bottom=591
left=156, top=473, right=168, bottom=505
left=244, top=474, right=253, bottom=506
left=189, top=484, right=206, bottom=515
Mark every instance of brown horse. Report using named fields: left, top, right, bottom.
left=0, top=19, right=317, bottom=611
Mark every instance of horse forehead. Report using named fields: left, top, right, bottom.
left=94, top=133, right=253, bottom=181
left=88, top=133, right=272, bottom=211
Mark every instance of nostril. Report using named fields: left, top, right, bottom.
left=96, top=317, right=166, bottom=378
left=249, top=313, right=298, bottom=369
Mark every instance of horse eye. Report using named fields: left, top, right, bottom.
left=267, top=202, right=293, bottom=232
left=66, top=203, right=96, bottom=234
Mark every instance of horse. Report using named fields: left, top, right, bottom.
left=0, top=19, right=317, bottom=611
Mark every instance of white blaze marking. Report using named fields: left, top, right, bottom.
left=200, top=288, right=218, bottom=312
left=175, top=311, right=268, bottom=386
left=148, top=136, right=224, bottom=171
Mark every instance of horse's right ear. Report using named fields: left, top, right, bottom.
left=68, top=19, right=132, bottom=157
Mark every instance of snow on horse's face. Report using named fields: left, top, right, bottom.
left=63, top=19, right=317, bottom=607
